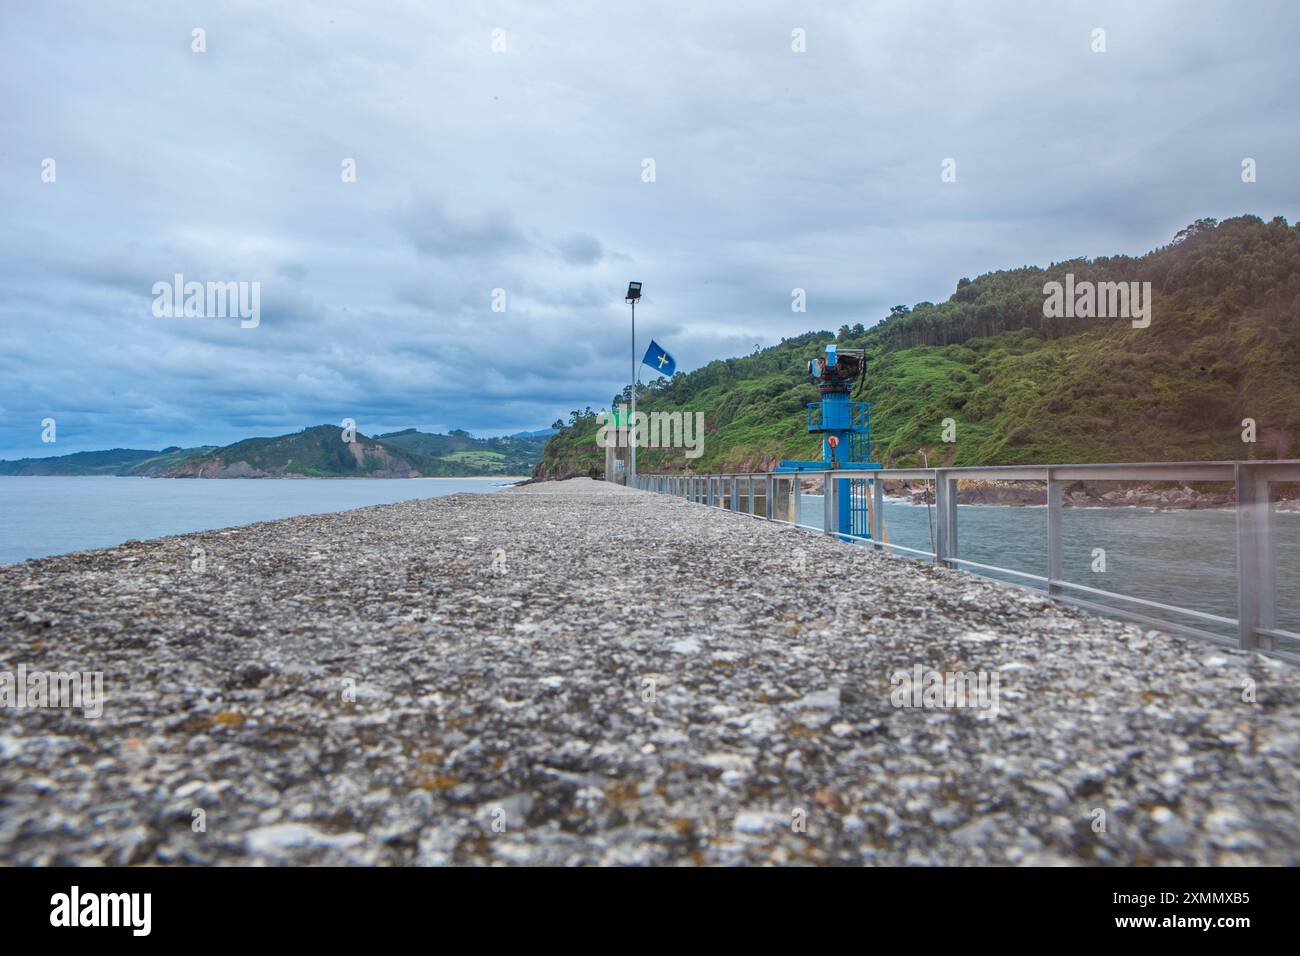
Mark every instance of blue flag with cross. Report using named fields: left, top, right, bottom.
left=642, top=340, right=676, bottom=377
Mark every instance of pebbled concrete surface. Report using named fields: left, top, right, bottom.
left=1, top=478, right=1297, bottom=865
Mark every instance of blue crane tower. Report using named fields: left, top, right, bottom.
left=776, top=343, right=882, bottom=538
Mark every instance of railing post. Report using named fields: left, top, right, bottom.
left=871, top=476, right=884, bottom=551
left=930, top=471, right=958, bottom=566
left=1261, top=472, right=1278, bottom=644
left=946, top=474, right=958, bottom=566
left=765, top=475, right=775, bottom=520
left=730, top=476, right=739, bottom=511
left=1046, top=468, right=1062, bottom=596
left=933, top=470, right=948, bottom=564
left=792, top=475, right=802, bottom=525
left=748, top=475, right=756, bottom=515
left=1235, top=463, right=1275, bottom=651
left=822, top=473, right=836, bottom=537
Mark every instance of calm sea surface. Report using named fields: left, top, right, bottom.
left=0, top=476, right=516, bottom=564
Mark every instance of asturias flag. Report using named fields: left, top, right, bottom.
left=642, top=340, right=676, bottom=377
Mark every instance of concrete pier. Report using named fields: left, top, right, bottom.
left=1, top=478, right=1297, bottom=865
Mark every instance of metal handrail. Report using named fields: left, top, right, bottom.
left=632, top=460, right=1300, bottom=661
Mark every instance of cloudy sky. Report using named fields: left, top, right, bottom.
left=2, top=0, right=1297, bottom=457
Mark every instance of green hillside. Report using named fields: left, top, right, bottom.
left=119, top=446, right=217, bottom=475
left=156, top=426, right=547, bottom=478
left=159, top=426, right=423, bottom=477
left=536, top=215, right=1300, bottom=477
left=0, top=428, right=549, bottom=478
left=0, top=448, right=160, bottom=476
left=377, top=429, right=549, bottom=475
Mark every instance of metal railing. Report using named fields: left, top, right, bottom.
left=633, top=461, right=1300, bottom=662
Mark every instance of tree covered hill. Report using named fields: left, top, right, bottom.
left=0, top=448, right=172, bottom=476
left=0, top=427, right=550, bottom=478
left=536, top=215, right=1300, bottom=477
left=376, top=428, right=550, bottom=475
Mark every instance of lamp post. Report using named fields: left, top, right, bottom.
left=625, top=281, right=642, bottom=486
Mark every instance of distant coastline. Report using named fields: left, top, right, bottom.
left=0, top=474, right=529, bottom=481
left=0, top=425, right=554, bottom=480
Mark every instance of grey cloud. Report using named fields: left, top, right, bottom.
left=0, top=0, right=1298, bottom=457
left=397, top=201, right=530, bottom=260
left=554, top=233, right=605, bottom=265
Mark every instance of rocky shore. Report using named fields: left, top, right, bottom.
left=1, top=479, right=1297, bottom=865
left=790, top=477, right=1296, bottom=511
left=898, top=480, right=1244, bottom=510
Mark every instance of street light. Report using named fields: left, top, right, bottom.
left=625, top=282, right=642, bottom=485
